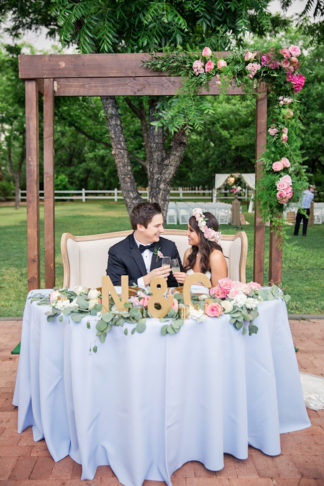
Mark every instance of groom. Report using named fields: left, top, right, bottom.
left=106, top=202, right=182, bottom=288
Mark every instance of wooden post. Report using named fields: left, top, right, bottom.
left=25, top=80, right=40, bottom=290
left=269, top=222, right=282, bottom=285
left=43, top=79, right=55, bottom=288
left=253, top=83, right=267, bottom=285
left=309, top=201, right=314, bottom=226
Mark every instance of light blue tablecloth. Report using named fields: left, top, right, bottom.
left=13, top=290, right=310, bottom=486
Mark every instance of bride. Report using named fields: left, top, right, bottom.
left=173, top=208, right=228, bottom=287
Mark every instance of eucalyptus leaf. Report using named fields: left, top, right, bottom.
left=93, top=345, right=98, bottom=353
left=102, top=312, right=114, bottom=323
left=70, top=312, right=85, bottom=323
left=136, top=320, right=146, bottom=333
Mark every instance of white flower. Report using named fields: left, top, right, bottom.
left=233, top=293, right=247, bottom=307
left=245, top=298, right=259, bottom=310
left=198, top=294, right=209, bottom=300
left=88, top=288, right=100, bottom=300
left=49, top=290, right=61, bottom=304
left=73, top=285, right=88, bottom=295
left=221, top=300, right=233, bottom=313
left=55, top=299, right=76, bottom=311
left=189, top=306, right=207, bottom=321
left=88, top=298, right=99, bottom=310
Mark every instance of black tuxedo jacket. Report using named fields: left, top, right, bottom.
left=106, top=233, right=183, bottom=287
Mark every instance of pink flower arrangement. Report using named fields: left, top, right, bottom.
left=246, top=62, right=261, bottom=79
left=289, top=45, right=301, bottom=57
left=268, top=127, right=278, bottom=136
left=261, top=51, right=279, bottom=69
left=210, top=285, right=227, bottom=299
left=286, top=73, right=305, bottom=93
left=202, top=47, right=212, bottom=57
left=205, top=302, right=223, bottom=317
left=193, top=60, right=204, bottom=76
left=276, top=174, right=293, bottom=204
left=217, top=59, right=227, bottom=69
left=205, top=60, right=214, bottom=73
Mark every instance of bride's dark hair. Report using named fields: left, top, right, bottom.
left=184, top=211, right=223, bottom=274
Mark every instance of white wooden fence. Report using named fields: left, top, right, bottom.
left=19, top=188, right=252, bottom=203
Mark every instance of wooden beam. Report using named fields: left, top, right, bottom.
left=53, top=77, right=246, bottom=97
left=19, top=52, right=233, bottom=79
left=25, top=80, right=40, bottom=290
left=43, top=79, right=55, bottom=289
left=269, top=223, right=282, bottom=285
left=253, top=83, right=267, bottom=285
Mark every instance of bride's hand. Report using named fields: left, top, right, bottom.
left=172, top=272, right=187, bottom=284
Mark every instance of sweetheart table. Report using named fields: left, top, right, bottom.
left=13, top=290, right=310, bottom=486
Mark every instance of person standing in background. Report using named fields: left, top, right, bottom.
left=294, top=185, right=315, bottom=236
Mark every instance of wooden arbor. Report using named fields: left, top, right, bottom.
left=18, top=52, right=281, bottom=291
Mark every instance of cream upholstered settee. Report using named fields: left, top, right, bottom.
left=61, top=229, right=248, bottom=289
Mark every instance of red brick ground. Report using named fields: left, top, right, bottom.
left=0, top=319, right=323, bottom=486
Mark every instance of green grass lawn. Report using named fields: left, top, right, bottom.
left=0, top=201, right=323, bottom=316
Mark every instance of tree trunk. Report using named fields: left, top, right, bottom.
left=101, top=96, right=187, bottom=219
left=101, top=96, right=142, bottom=213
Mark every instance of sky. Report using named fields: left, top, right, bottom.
left=0, top=1, right=317, bottom=53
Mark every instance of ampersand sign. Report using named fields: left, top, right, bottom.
left=148, top=276, right=173, bottom=318
left=183, top=272, right=211, bottom=308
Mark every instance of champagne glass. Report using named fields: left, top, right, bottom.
left=171, top=258, right=180, bottom=273
left=161, top=256, right=171, bottom=267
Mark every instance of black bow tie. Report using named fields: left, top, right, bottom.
left=139, top=242, right=156, bottom=253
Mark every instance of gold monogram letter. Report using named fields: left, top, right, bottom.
left=102, top=275, right=129, bottom=313
left=148, top=276, right=173, bottom=318
left=183, top=273, right=211, bottom=308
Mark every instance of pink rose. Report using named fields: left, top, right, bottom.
left=205, top=60, right=214, bottom=73
left=268, top=127, right=278, bottom=136
left=205, top=302, right=223, bottom=318
left=285, top=186, right=293, bottom=198
left=244, top=51, right=254, bottom=61
left=172, top=298, right=179, bottom=312
left=280, top=48, right=291, bottom=59
left=281, top=59, right=291, bottom=69
left=247, top=281, right=261, bottom=292
left=281, top=133, right=288, bottom=143
left=277, top=190, right=289, bottom=203
left=289, top=45, right=301, bottom=57
left=280, top=174, right=292, bottom=185
left=272, top=161, right=284, bottom=172
left=281, top=157, right=290, bottom=168
left=284, top=109, right=293, bottom=118
left=282, top=127, right=288, bottom=134
left=218, top=277, right=233, bottom=295
left=139, top=295, right=150, bottom=307
left=210, top=285, right=227, bottom=299
left=290, top=56, right=299, bottom=66
left=202, top=47, right=212, bottom=57
left=130, top=296, right=141, bottom=306
left=217, top=59, right=227, bottom=69
left=276, top=181, right=289, bottom=191
left=193, top=60, right=204, bottom=76
left=286, top=73, right=305, bottom=93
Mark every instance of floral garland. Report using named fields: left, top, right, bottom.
left=30, top=279, right=289, bottom=352
left=192, top=207, right=221, bottom=243
left=142, top=45, right=309, bottom=232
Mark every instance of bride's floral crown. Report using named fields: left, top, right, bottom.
left=192, top=208, right=221, bottom=243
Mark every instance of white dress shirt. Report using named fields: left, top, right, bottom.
left=134, top=236, right=153, bottom=289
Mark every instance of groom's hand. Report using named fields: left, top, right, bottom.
left=143, top=265, right=171, bottom=286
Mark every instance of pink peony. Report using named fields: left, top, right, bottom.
left=289, top=45, right=301, bottom=57
left=205, top=60, right=214, bottom=72
left=280, top=174, right=292, bottom=185
left=217, top=59, right=227, bottom=69
left=281, top=133, right=288, bottom=143
left=281, top=157, right=290, bottom=168
left=193, top=59, right=204, bottom=76
left=139, top=295, right=150, bottom=307
left=272, top=161, right=284, bottom=172
left=280, top=48, right=291, bottom=59
left=244, top=51, right=254, bottom=61
left=276, top=181, right=289, bottom=191
left=202, top=47, right=212, bottom=57
left=172, top=298, right=179, bottom=312
left=205, top=302, right=223, bottom=317
left=218, top=277, right=233, bottom=295
left=210, top=285, right=227, bottom=299
left=268, top=127, right=278, bottom=136
left=286, top=73, right=305, bottom=93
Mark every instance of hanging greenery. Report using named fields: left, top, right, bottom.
left=143, top=44, right=309, bottom=232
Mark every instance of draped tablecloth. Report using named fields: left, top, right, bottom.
left=13, top=291, right=310, bottom=486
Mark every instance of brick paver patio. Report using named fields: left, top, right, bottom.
left=0, top=318, right=323, bottom=486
